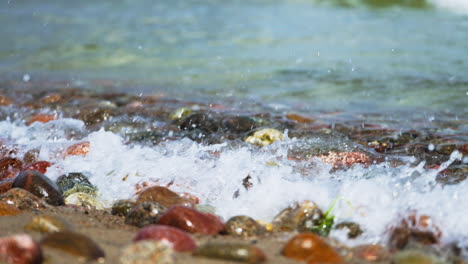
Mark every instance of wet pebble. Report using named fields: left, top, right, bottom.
left=120, top=240, right=174, bottom=264
left=134, top=225, right=196, bottom=252
left=0, top=188, right=48, bottom=210
left=351, top=244, right=390, bottom=262
left=136, top=186, right=194, bottom=208
left=334, top=222, right=363, bottom=239
left=0, top=234, right=42, bottom=264
left=64, top=192, right=104, bottom=210
left=23, top=149, right=40, bottom=165
left=0, top=157, right=23, bottom=180
left=272, top=201, right=324, bottom=233
left=23, top=161, right=53, bottom=175
left=222, top=116, right=257, bottom=133
left=27, top=114, right=57, bottom=125
left=225, top=215, right=266, bottom=237
left=24, top=215, right=72, bottom=233
left=79, top=107, right=113, bottom=125
left=13, top=170, right=64, bottom=206
left=125, top=201, right=166, bottom=227
left=388, top=213, right=441, bottom=250
left=40, top=231, right=105, bottom=262
left=194, top=242, right=266, bottom=263
left=56, top=172, right=97, bottom=197
left=0, top=201, right=21, bottom=216
left=111, top=199, right=136, bottom=216
left=64, top=141, right=90, bottom=157
left=392, top=249, right=444, bottom=264
left=282, top=233, right=343, bottom=263
left=157, top=205, right=224, bottom=235
left=244, top=128, right=284, bottom=146
left=0, top=178, right=14, bottom=194
left=179, top=112, right=220, bottom=133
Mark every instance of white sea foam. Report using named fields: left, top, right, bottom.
left=0, top=119, right=466, bottom=248
left=430, top=0, right=468, bottom=14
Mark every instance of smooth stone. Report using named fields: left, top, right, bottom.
left=22, top=161, right=53, bottom=175
left=179, top=113, right=220, bottom=132
left=79, top=107, right=113, bottom=125
left=125, top=202, right=166, bottom=228
left=272, top=201, right=324, bottom=232
left=282, top=233, right=343, bottom=263
left=334, top=222, right=363, bottom=239
left=120, top=240, right=174, bottom=264
left=111, top=199, right=136, bottom=216
left=13, top=171, right=64, bottom=206
left=134, top=225, right=196, bottom=252
left=388, top=213, right=441, bottom=250
left=27, top=114, right=57, bottom=125
left=0, top=201, right=21, bottom=216
left=0, top=157, right=23, bottom=180
left=56, top=172, right=97, bottom=197
left=64, top=192, right=104, bottom=210
left=136, top=186, right=193, bottom=208
left=352, top=244, right=390, bottom=262
left=64, top=141, right=90, bottom=157
left=40, top=231, right=105, bottom=261
left=0, top=178, right=14, bottom=194
left=0, top=95, right=12, bottom=106
left=0, top=234, right=42, bottom=264
left=225, top=215, right=266, bottom=237
left=170, top=107, right=192, bottom=120
left=0, top=188, right=48, bottom=210
left=193, top=242, right=266, bottom=263
left=157, top=205, right=224, bottom=235
left=24, top=215, right=72, bottom=233
left=392, top=250, right=444, bottom=264
left=244, top=128, right=284, bottom=146
left=222, top=116, right=257, bottom=133
left=286, top=113, right=315, bottom=123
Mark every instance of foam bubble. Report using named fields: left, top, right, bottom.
left=430, top=0, right=468, bottom=14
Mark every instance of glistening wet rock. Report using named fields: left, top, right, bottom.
left=13, top=170, right=64, bottom=206
left=0, top=188, right=48, bottom=210
left=136, top=186, right=194, bottom=207
left=134, top=225, right=196, bottom=252
left=111, top=199, right=136, bottom=216
left=0, top=201, right=21, bottom=216
left=64, top=192, right=104, bottom=210
left=0, top=157, right=23, bottom=180
left=120, top=240, right=174, bottom=264
left=282, top=233, right=343, bottom=263
left=0, top=234, right=43, bottom=264
left=22, top=161, right=53, bottom=175
left=24, top=215, right=73, bottom=233
left=225, top=215, right=266, bottom=237
left=193, top=242, right=266, bottom=263
left=157, top=205, right=224, bottom=235
left=40, top=231, right=105, bottom=262
left=56, top=172, right=97, bottom=197
left=125, top=202, right=166, bottom=227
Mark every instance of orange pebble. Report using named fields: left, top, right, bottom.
left=27, top=114, right=57, bottom=125
left=65, top=142, right=90, bottom=157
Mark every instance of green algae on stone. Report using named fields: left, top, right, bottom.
left=56, top=172, right=97, bottom=197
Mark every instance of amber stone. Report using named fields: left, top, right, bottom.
left=157, top=205, right=224, bottom=235
left=12, top=171, right=64, bottom=206
left=0, top=188, right=48, bottom=210
left=194, top=242, right=266, bottom=263
left=25, top=215, right=73, bottom=233
left=0, top=157, right=23, bottom=180
left=136, top=186, right=194, bottom=208
left=286, top=113, right=315, bottom=123
left=0, top=234, right=42, bottom=264
left=225, top=215, right=265, bottom=237
left=0, top=201, right=21, bottom=216
left=134, top=225, right=196, bottom=252
left=0, top=95, right=12, bottom=106
left=282, top=233, right=343, bottom=263
left=40, top=231, right=105, bottom=261
left=65, top=142, right=90, bottom=157
left=23, top=161, right=53, bottom=175
left=27, top=114, right=57, bottom=125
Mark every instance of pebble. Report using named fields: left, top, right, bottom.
left=179, top=113, right=220, bottom=132
left=225, top=215, right=266, bottom=237
left=22, top=161, right=53, bottom=175
left=0, top=178, right=14, bottom=194
left=24, top=215, right=72, bottom=233
left=244, top=128, right=284, bottom=146
left=272, top=201, right=323, bottom=232
left=334, top=222, right=363, bottom=239
left=351, top=244, right=390, bottom=262
left=392, top=249, right=444, bottom=264
left=64, top=192, right=104, bottom=210
left=0, top=95, right=12, bottom=106
left=23, top=149, right=40, bottom=165
left=136, top=186, right=194, bottom=208
left=111, top=199, right=136, bottom=216
left=134, top=225, right=196, bottom=252
left=318, top=151, right=372, bottom=168
left=170, top=107, right=192, bottom=120
left=282, top=233, right=343, bottom=263
left=40, top=231, right=105, bottom=262
left=120, top=240, right=174, bottom=264
left=0, top=157, right=23, bottom=180
left=56, top=172, right=97, bottom=197
left=13, top=170, right=64, bottom=206
left=27, top=114, right=57, bottom=125
left=286, top=113, right=315, bottom=123
left=222, top=116, right=257, bottom=133
left=193, top=242, right=266, bottom=263
left=79, top=107, right=113, bottom=125
left=0, top=188, right=48, bottom=210
left=64, top=141, right=90, bottom=157
left=388, top=213, right=441, bottom=250
left=125, top=201, right=166, bottom=227
left=0, top=201, right=21, bottom=216
left=157, top=205, right=224, bottom=235
left=0, top=234, right=43, bottom=264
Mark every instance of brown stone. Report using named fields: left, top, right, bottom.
left=0, top=201, right=21, bottom=216
left=23, top=161, right=53, bottom=175
left=0, top=95, right=12, bottom=106
left=134, top=225, right=196, bottom=252
left=286, top=113, right=315, bottom=123
left=282, top=233, right=343, bottom=263
left=0, top=157, right=23, bottom=181
left=194, top=242, right=266, bottom=263
left=12, top=171, right=64, bottom=206
left=27, top=114, right=57, bottom=125
left=0, top=178, right=14, bottom=194
left=65, top=142, right=90, bottom=157
left=40, top=231, right=105, bottom=261
left=225, top=215, right=266, bottom=237
left=318, top=151, right=372, bottom=168
left=0, top=188, right=48, bottom=210
left=157, top=205, right=224, bottom=235
left=0, top=234, right=42, bottom=264
left=136, top=186, right=194, bottom=208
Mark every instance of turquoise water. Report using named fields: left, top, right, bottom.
left=1, top=0, right=467, bottom=113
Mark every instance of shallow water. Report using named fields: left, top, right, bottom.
left=0, top=0, right=468, bottom=258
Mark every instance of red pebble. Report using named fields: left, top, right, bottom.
left=27, top=114, right=57, bottom=126
left=157, top=206, right=224, bottom=235
left=0, top=179, right=14, bottom=194
left=65, top=142, right=90, bottom=157
left=134, top=225, right=197, bottom=252
left=0, top=234, right=42, bottom=264
left=0, top=157, right=23, bottom=181
left=23, top=161, right=53, bottom=174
